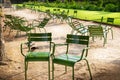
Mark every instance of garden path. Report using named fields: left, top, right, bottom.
left=0, top=9, right=120, bottom=80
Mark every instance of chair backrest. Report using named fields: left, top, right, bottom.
left=27, top=33, right=52, bottom=51
left=73, top=10, right=77, bottom=17
left=66, top=16, right=72, bottom=24
left=46, top=9, right=50, bottom=13
left=39, top=18, right=50, bottom=28
left=67, top=9, right=69, bottom=15
left=46, top=9, right=52, bottom=18
left=107, top=18, right=114, bottom=24
left=66, top=34, right=89, bottom=57
left=68, top=20, right=88, bottom=35
left=74, top=10, right=77, bottom=13
left=72, top=21, right=84, bottom=28
left=5, top=14, right=13, bottom=19
left=57, top=9, right=60, bottom=13
left=28, top=33, right=52, bottom=42
left=88, top=25, right=104, bottom=37
left=53, top=9, right=56, bottom=13
left=66, top=34, right=89, bottom=46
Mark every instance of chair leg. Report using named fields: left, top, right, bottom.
left=48, top=59, right=50, bottom=80
left=72, top=66, right=74, bottom=80
left=52, top=61, right=54, bottom=80
left=25, top=61, right=28, bottom=80
left=3, top=25, right=7, bottom=32
left=65, top=66, right=67, bottom=73
left=103, top=37, right=107, bottom=47
left=43, top=28, right=47, bottom=33
left=92, top=37, right=94, bottom=42
left=38, top=28, right=41, bottom=32
left=84, top=59, right=92, bottom=80
left=8, top=29, right=12, bottom=36
left=15, top=31, right=20, bottom=37
left=111, top=29, right=113, bottom=39
left=71, top=30, right=74, bottom=34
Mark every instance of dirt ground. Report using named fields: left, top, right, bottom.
left=1, top=8, right=120, bottom=80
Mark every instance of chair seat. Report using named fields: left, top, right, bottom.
left=25, top=52, right=50, bottom=61
left=53, top=54, right=81, bottom=67
left=79, top=29, right=88, bottom=34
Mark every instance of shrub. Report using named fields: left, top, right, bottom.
left=104, top=3, right=117, bottom=12
left=84, top=4, right=96, bottom=11
left=116, top=3, right=120, bottom=12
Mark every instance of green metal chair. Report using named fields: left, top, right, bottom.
left=45, top=9, right=55, bottom=22
left=32, top=18, right=50, bottom=32
left=51, top=34, right=92, bottom=80
left=100, top=17, right=114, bottom=39
left=58, top=10, right=68, bottom=23
left=68, top=20, right=88, bottom=35
left=3, top=14, right=13, bottom=32
left=105, top=17, right=114, bottom=39
left=88, top=25, right=107, bottom=46
left=20, top=33, right=55, bottom=80
left=73, top=10, right=77, bottom=18
left=53, top=9, right=57, bottom=14
left=56, top=8, right=61, bottom=14
left=3, top=15, right=33, bottom=36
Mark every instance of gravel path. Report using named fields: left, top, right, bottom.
left=1, top=9, right=120, bottom=80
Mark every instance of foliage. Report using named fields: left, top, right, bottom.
left=22, top=0, right=119, bottom=12
left=104, top=3, right=117, bottom=12
left=84, top=4, right=102, bottom=11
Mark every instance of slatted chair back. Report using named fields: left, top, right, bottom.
left=27, top=33, right=52, bottom=51
left=57, top=8, right=60, bottom=13
left=106, top=17, right=114, bottom=39
left=38, top=18, right=50, bottom=28
left=73, top=10, right=77, bottom=18
left=68, top=20, right=88, bottom=35
left=32, top=18, right=50, bottom=33
left=66, top=34, right=89, bottom=46
left=100, top=17, right=114, bottom=39
left=88, top=25, right=104, bottom=37
left=88, top=25, right=107, bottom=46
left=107, top=18, right=114, bottom=24
left=53, top=8, right=56, bottom=14
left=28, top=33, right=52, bottom=42
left=67, top=9, right=69, bottom=15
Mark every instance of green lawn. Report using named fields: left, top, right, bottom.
left=17, top=4, right=120, bottom=26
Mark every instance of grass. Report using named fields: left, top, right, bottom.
left=16, top=4, right=120, bottom=26
left=45, top=7, right=120, bottom=26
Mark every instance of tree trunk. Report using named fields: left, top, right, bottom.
left=0, top=16, right=3, bottom=61
left=0, top=7, right=4, bottom=61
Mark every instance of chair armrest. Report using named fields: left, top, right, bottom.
left=83, top=47, right=90, bottom=50
left=20, top=42, right=29, bottom=57
left=81, top=47, right=90, bottom=59
left=50, top=42, right=55, bottom=56
left=32, top=19, right=41, bottom=23
left=50, top=43, right=68, bottom=57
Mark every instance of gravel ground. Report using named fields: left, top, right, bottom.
left=0, top=8, right=120, bottom=80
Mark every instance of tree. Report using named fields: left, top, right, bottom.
left=0, top=6, right=5, bottom=64
left=0, top=10, right=3, bottom=61
left=99, top=0, right=103, bottom=7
